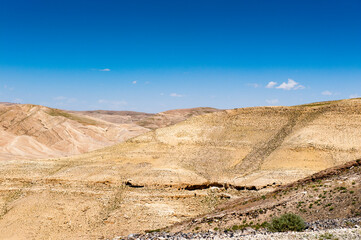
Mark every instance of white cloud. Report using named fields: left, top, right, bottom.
left=13, top=98, right=23, bottom=103
left=266, top=81, right=278, bottom=88
left=322, top=90, right=333, bottom=96
left=170, top=93, right=184, bottom=97
left=53, top=96, right=77, bottom=104
left=54, top=96, right=67, bottom=101
left=266, top=99, right=279, bottom=105
left=248, top=83, right=261, bottom=88
left=4, top=85, right=14, bottom=91
left=99, top=68, right=111, bottom=72
left=132, top=81, right=137, bottom=84
left=98, top=99, right=127, bottom=106
left=349, top=94, right=361, bottom=99
left=276, top=79, right=304, bottom=90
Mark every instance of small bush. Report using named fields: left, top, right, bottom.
left=231, top=225, right=240, bottom=231
left=319, top=232, right=337, bottom=240
left=268, top=213, right=306, bottom=232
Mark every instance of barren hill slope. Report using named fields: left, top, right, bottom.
left=136, top=107, right=220, bottom=129
left=168, top=159, right=361, bottom=233
left=1, top=99, right=361, bottom=239
left=72, top=107, right=220, bottom=129
left=63, top=98, right=361, bottom=188
left=0, top=104, right=148, bottom=160
left=69, top=110, right=154, bottom=124
left=0, top=104, right=219, bottom=161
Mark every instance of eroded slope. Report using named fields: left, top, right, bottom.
left=168, top=159, right=361, bottom=233
left=1, top=99, right=361, bottom=239
left=0, top=104, right=148, bottom=160
left=63, top=98, right=361, bottom=188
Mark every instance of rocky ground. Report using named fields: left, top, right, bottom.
left=118, top=218, right=361, bottom=240
left=119, top=228, right=361, bottom=240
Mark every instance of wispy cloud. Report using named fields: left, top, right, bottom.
left=53, top=96, right=77, bottom=104
left=248, top=83, right=261, bottom=88
left=349, top=94, right=361, bottom=99
left=4, top=85, right=14, bottom=91
left=266, top=99, right=279, bottom=105
left=54, top=96, right=66, bottom=101
left=276, top=79, right=305, bottom=90
left=322, top=90, right=333, bottom=96
left=13, top=98, right=23, bottom=103
left=170, top=93, right=184, bottom=97
left=132, top=81, right=137, bottom=84
left=99, top=68, right=111, bottom=72
left=266, top=81, right=277, bottom=88
left=98, top=99, right=127, bottom=106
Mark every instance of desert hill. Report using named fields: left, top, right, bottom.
left=168, top=159, right=361, bottom=233
left=64, top=98, right=361, bottom=188
left=69, top=110, right=154, bottom=124
left=135, top=107, right=220, bottom=129
left=1, top=99, right=361, bottom=239
left=0, top=104, right=218, bottom=161
left=72, top=107, right=220, bottom=129
left=0, top=103, right=148, bottom=160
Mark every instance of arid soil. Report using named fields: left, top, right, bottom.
left=168, top=159, right=361, bottom=233
left=0, top=103, right=148, bottom=160
left=0, top=104, right=217, bottom=161
left=71, top=98, right=361, bottom=188
left=71, top=107, right=220, bottom=129
left=135, top=107, right=220, bottom=129
left=1, top=99, right=361, bottom=239
left=69, top=110, right=154, bottom=125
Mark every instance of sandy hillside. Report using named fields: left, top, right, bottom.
left=0, top=103, right=148, bottom=160
left=136, top=107, right=220, bottom=129
left=65, top=98, right=361, bottom=188
left=1, top=99, right=361, bottom=239
left=168, top=159, right=361, bottom=233
left=69, top=110, right=154, bottom=124
left=72, top=107, right=220, bottom=129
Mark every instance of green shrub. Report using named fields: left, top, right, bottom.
left=268, top=213, right=306, bottom=232
left=231, top=225, right=240, bottom=231
left=319, top=232, right=338, bottom=240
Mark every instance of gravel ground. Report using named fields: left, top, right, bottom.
left=115, top=228, right=361, bottom=240
left=115, top=218, right=361, bottom=240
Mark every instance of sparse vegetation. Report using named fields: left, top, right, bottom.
left=47, top=108, right=99, bottom=125
left=268, top=213, right=306, bottom=232
left=200, top=190, right=223, bottom=210
left=99, top=185, right=126, bottom=221
left=0, top=190, right=23, bottom=219
left=319, top=232, right=339, bottom=240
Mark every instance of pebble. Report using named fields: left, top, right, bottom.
left=115, top=217, right=361, bottom=240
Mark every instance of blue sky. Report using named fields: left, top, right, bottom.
left=0, top=0, right=360, bottom=112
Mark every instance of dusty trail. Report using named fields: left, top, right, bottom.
left=235, top=105, right=332, bottom=175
